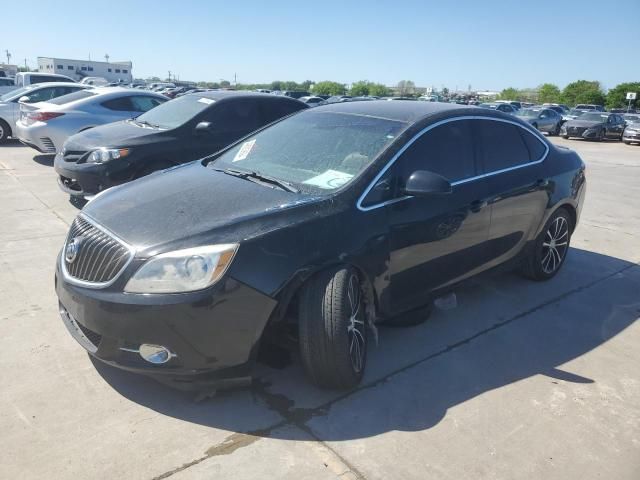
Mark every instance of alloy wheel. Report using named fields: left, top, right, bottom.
left=541, top=216, right=569, bottom=274
left=0, top=124, right=4, bottom=140
left=346, top=274, right=366, bottom=373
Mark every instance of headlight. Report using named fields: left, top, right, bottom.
left=87, top=148, right=130, bottom=164
left=124, top=244, right=238, bottom=294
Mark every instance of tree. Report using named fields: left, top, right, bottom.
left=560, top=80, right=605, bottom=107
left=300, top=80, right=314, bottom=91
left=350, top=80, right=371, bottom=96
left=312, top=81, right=346, bottom=96
left=220, top=80, right=231, bottom=88
left=397, top=80, right=416, bottom=96
left=537, top=83, right=561, bottom=104
left=146, top=76, right=161, bottom=82
left=442, top=87, right=449, bottom=97
left=606, top=82, right=640, bottom=110
left=368, top=83, right=390, bottom=97
left=270, top=80, right=282, bottom=91
left=500, top=87, right=520, bottom=100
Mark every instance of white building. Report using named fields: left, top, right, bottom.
left=37, top=57, right=133, bottom=83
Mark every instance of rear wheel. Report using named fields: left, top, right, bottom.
left=298, top=267, right=367, bottom=389
left=0, top=119, right=11, bottom=144
left=551, top=122, right=561, bottom=136
left=598, top=129, right=605, bottom=141
left=522, top=208, right=572, bottom=281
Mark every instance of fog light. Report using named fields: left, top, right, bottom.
left=139, top=344, right=173, bottom=364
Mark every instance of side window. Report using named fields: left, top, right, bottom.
left=205, top=100, right=261, bottom=135
left=396, top=120, right=477, bottom=183
left=101, top=97, right=134, bottom=111
left=129, top=96, right=165, bottom=112
left=261, top=99, right=304, bottom=124
left=476, top=120, right=533, bottom=172
left=23, top=87, right=56, bottom=103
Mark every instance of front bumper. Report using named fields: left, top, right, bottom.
left=55, top=259, right=277, bottom=390
left=54, top=152, right=134, bottom=197
left=623, top=131, right=640, bottom=143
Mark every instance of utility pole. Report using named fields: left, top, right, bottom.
left=5, top=50, right=11, bottom=65
left=234, top=72, right=237, bottom=86
left=24, top=58, right=28, bottom=69
left=168, top=70, right=172, bottom=81
left=105, top=54, right=110, bottom=63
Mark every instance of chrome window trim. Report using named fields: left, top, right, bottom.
left=357, top=115, right=550, bottom=212
left=60, top=213, right=136, bottom=289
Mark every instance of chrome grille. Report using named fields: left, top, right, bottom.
left=63, top=216, right=133, bottom=286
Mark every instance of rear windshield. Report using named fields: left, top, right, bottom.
left=210, top=111, right=406, bottom=194
left=517, top=109, right=540, bottom=117
left=135, top=95, right=213, bottom=129
left=48, top=90, right=97, bottom=105
left=580, top=113, right=608, bottom=122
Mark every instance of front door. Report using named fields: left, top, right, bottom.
left=382, top=119, right=492, bottom=314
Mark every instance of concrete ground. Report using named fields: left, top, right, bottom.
left=0, top=138, right=638, bottom=479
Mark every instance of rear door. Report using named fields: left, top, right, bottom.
left=474, top=119, right=550, bottom=268
left=382, top=119, right=492, bottom=312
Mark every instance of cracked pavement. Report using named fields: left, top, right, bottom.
left=0, top=138, right=638, bottom=479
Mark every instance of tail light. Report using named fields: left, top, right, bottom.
left=28, top=112, right=65, bottom=122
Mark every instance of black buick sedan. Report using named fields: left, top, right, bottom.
left=54, top=91, right=307, bottom=199
left=55, top=101, right=586, bottom=390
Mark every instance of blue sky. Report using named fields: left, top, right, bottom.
left=2, top=0, right=638, bottom=90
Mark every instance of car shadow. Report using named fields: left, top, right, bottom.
left=93, top=247, right=639, bottom=441
left=32, top=154, right=55, bottom=166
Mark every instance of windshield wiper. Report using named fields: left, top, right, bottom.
left=211, top=167, right=299, bottom=193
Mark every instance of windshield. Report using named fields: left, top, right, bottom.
left=623, top=115, right=640, bottom=123
left=135, top=94, right=212, bottom=129
left=580, top=113, right=608, bottom=122
left=0, top=86, right=31, bottom=102
left=47, top=89, right=96, bottom=105
left=568, top=109, right=585, bottom=117
left=516, top=109, right=540, bottom=118
left=210, top=111, right=406, bottom=194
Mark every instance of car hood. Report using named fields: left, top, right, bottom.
left=64, top=120, right=168, bottom=150
left=564, top=119, right=603, bottom=128
left=82, top=162, right=325, bottom=253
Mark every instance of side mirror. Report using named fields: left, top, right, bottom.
left=195, top=121, right=214, bottom=135
left=403, top=170, right=452, bottom=197
left=18, top=96, right=31, bottom=103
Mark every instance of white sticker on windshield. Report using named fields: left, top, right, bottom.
left=303, top=170, right=354, bottom=189
left=198, top=97, right=215, bottom=105
left=233, top=139, right=256, bottom=162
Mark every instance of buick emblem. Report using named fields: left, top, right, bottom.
left=65, top=238, right=82, bottom=264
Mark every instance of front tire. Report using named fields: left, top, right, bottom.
left=299, top=267, right=367, bottom=389
left=0, top=119, right=11, bottom=144
left=522, top=208, right=572, bottom=281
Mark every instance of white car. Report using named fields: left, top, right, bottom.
left=0, top=82, right=90, bottom=143
left=14, top=72, right=76, bottom=88
left=15, top=87, right=166, bottom=153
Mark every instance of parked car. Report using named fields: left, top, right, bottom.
left=54, top=92, right=308, bottom=198
left=495, top=100, right=521, bottom=110
left=479, top=102, right=516, bottom=113
left=55, top=101, right=586, bottom=390
left=0, top=83, right=90, bottom=143
left=561, top=112, right=626, bottom=140
left=0, top=77, right=16, bottom=95
left=516, top=108, right=563, bottom=135
left=15, top=88, right=167, bottom=153
left=562, top=109, right=586, bottom=122
left=14, top=72, right=76, bottom=88
left=299, top=96, right=326, bottom=107
left=574, top=104, right=605, bottom=112
left=327, top=95, right=352, bottom=103
left=622, top=114, right=640, bottom=145
left=80, top=77, right=109, bottom=87
left=282, top=91, right=310, bottom=99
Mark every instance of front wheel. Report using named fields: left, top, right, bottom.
left=299, top=267, right=367, bottom=389
left=0, top=119, right=11, bottom=144
left=522, top=208, right=572, bottom=281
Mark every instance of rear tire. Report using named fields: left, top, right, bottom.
left=298, top=267, right=367, bottom=389
left=0, top=119, right=11, bottom=144
left=522, top=208, right=572, bottom=281
left=551, top=122, right=561, bottom=136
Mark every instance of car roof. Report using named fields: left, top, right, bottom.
left=312, top=100, right=464, bottom=123
left=26, top=82, right=87, bottom=89
left=194, top=90, right=301, bottom=102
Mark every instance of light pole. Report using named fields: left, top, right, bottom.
left=5, top=50, right=11, bottom=65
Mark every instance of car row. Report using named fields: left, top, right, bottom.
left=48, top=97, right=587, bottom=391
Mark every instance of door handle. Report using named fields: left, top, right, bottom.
left=470, top=200, right=487, bottom=213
